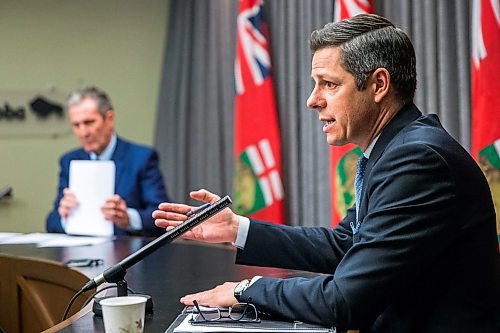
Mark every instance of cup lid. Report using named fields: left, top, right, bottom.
left=100, top=296, right=147, bottom=307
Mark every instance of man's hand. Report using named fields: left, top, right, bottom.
left=180, top=282, right=239, bottom=308
left=153, top=189, right=240, bottom=244
left=58, top=188, right=79, bottom=219
left=102, top=194, right=130, bottom=228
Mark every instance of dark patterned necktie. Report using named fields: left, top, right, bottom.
left=355, top=155, right=368, bottom=221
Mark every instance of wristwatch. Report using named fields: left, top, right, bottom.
left=234, top=279, right=250, bottom=301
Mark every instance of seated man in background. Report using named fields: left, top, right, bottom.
left=46, top=86, right=169, bottom=236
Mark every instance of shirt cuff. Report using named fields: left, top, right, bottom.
left=127, top=208, right=143, bottom=230
left=232, top=216, right=250, bottom=249
left=241, top=276, right=262, bottom=300
left=248, top=276, right=262, bottom=286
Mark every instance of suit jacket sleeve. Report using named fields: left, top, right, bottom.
left=134, top=149, right=169, bottom=234
left=46, top=156, right=69, bottom=233
left=237, top=143, right=459, bottom=330
left=236, top=206, right=355, bottom=273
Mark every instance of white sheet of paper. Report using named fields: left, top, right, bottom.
left=0, top=232, right=21, bottom=241
left=37, top=234, right=112, bottom=247
left=0, top=232, right=55, bottom=244
left=66, top=160, right=115, bottom=236
left=171, top=314, right=332, bottom=333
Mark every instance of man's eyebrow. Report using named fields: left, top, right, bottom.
left=311, top=72, right=333, bottom=81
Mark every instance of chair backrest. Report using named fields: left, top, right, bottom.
left=0, top=255, right=91, bottom=333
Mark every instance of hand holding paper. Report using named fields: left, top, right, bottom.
left=101, top=194, right=130, bottom=229
left=58, top=188, right=79, bottom=219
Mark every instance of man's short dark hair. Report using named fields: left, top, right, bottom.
left=67, top=86, right=114, bottom=117
left=310, top=14, right=416, bottom=104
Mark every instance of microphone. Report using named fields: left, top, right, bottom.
left=81, top=195, right=232, bottom=292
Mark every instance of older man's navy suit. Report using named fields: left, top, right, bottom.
left=236, top=104, right=499, bottom=332
left=46, top=137, right=168, bottom=236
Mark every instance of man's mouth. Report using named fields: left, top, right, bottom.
left=322, top=119, right=335, bottom=131
left=82, top=141, right=96, bottom=149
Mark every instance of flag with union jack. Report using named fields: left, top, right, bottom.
left=471, top=0, right=500, bottom=243
left=330, top=0, right=374, bottom=226
left=234, top=0, right=284, bottom=224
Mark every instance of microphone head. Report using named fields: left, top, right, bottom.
left=81, top=279, right=97, bottom=292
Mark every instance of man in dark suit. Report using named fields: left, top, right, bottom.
left=153, top=14, right=499, bottom=332
left=46, top=86, right=169, bottom=236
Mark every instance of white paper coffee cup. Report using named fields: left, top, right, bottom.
left=101, top=296, right=147, bottom=333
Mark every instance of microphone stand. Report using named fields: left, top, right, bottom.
left=92, top=279, right=149, bottom=316
left=80, top=196, right=232, bottom=315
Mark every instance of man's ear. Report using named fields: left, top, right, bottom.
left=371, top=68, right=390, bottom=103
left=105, top=110, right=115, bottom=123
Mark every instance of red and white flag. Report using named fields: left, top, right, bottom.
left=334, top=0, right=375, bottom=22
left=234, top=0, right=284, bottom=224
left=330, top=0, right=374, bottom=226
left=471, top=0, right=500, bottom=243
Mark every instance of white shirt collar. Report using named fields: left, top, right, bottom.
left=363, top=134, right=380, bottom=159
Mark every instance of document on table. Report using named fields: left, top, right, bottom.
left=0, top=233, right=111, bottom=247
left=65, top=160, right=115, bottom=236
left=0, top=232, right=53, bottom=244
left=36, top=234, right=111, bottom=247
left=0, top=232, right=21, bottom=241
left=171, top=307, right=334, bottom=333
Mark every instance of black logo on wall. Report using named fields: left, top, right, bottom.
left=30, top=96, right=63, bottom=119
left=0, top=103, right=25, bottom=120
left=0, top=95, right=63, bottom=121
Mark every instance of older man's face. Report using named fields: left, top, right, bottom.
left=68, top=97, right=115, bottom=155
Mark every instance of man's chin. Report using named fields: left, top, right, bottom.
left=326, top=137, right=347, bottom=146
left=82, top=146, right=96, bottom=154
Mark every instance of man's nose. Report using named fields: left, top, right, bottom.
left=77, top=125, right=90, bottom=137
left=306, top=86, right=323, bottom=110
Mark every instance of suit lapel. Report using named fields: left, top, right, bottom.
left=358, top=103, right=422, bottom=221
left=76, top=149, right=90, bottom=160
left=111, top=137, right=127, bottom=192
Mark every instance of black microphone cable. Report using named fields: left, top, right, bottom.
left=62, top=284, right=136, bottom=321
left=62, top=289, right=86, bottom=321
